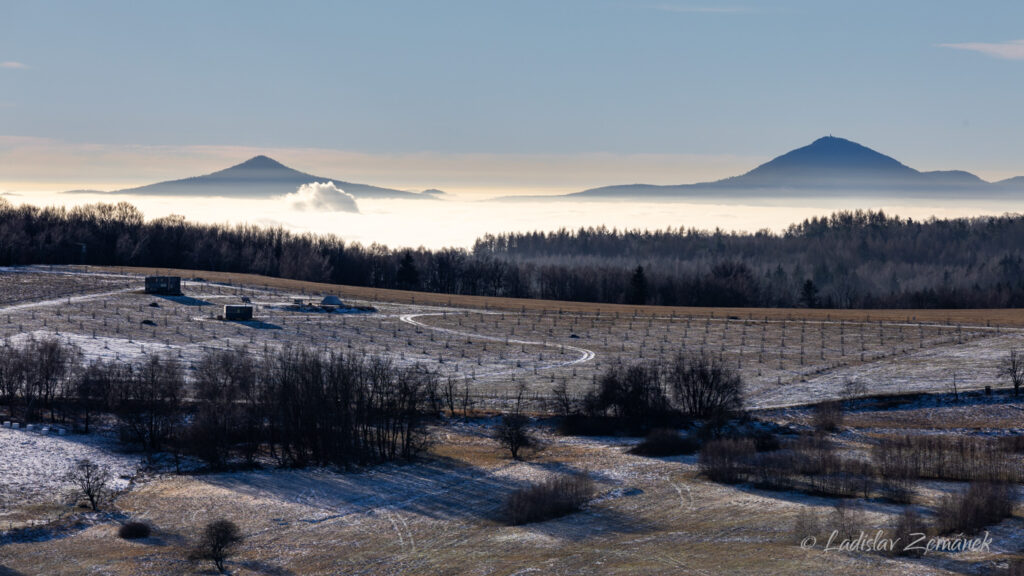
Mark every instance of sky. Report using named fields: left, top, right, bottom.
left=3, top=0, right=1024, bottom=248
left=2, top=0, right=1024, bottom=195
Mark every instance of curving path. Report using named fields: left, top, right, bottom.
left=398, top=312, right=595, bottom=380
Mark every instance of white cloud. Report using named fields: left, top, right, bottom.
left=283, top=181, right=359, bottom=213
left=940, top=40, right=1024, bottom=61
left=0, top=61, right=29, bottom=69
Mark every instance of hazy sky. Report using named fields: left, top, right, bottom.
left=3, top=0, right=1024, bottom=193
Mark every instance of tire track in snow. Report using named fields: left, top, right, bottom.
left=0, top=287, right=137, bottom=314
left=398, top=312, right=595, bottom=380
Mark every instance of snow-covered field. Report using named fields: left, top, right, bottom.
left=0, top=426, right=141, bottom=518
left=2, top=266, right=1024, bottom=574
left=1, top=266, right=1020, bottom=411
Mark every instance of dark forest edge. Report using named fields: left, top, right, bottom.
left=4, top=198, right=1024, bottom=308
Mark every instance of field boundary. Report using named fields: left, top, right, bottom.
left=55, top=265, right=1024, bottom=327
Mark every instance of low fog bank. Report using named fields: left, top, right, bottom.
left=8, top=190, right=1024, bottom=250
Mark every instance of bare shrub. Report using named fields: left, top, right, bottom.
left=935, top=482, right=1016, bottom=535
left=792, top=507, right=822, bottom=543
left=890, top=508, right=927, bottom=557
left=812, top=401, right=844, bottom=434
left=495, top=414, right=534, bottom=460
left=699, top=438, right=755, bottom=483
left=581, top=352, right=742, bottom=434
left=667, top=352, right=744, bottom=419
left=504, top=473, right=594, bottom=526
left=998, top=435, right=1024, bottom=453
left=549, top=379, right=577, bottom=417
left=118, top=521, right=151, bottom=540
left=873, top=435, right=1022, bottom=483
left=709, top=435, right=873, bottom=498
left=192, top=519, right=243, bottom=574
left=495, top=382, right=535, bottom=460
left=828, top=500, right=867, bottom=541
left=65, top=458, right=113, bottom=511
left=629, top=428, right=700, bottom=457
left=584, top=363, right=670, bottom=423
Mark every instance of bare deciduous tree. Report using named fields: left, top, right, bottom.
left=549, top=379, right=577, bottom=417
left=459, top=378, right=474, bottom=419
left=495, top=382, right=535, bottom=460
left=667, top=352, right=744, bottom=419
left=442, top=377, right=457, bottom=417
left=193, top=519, right=243, bottom=574
left=1001, top=349, right=1024, bottom=396
left=65, top=458, right=112, bottom=511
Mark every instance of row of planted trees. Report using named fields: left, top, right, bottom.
left=0, top=337, right=438, bottom=468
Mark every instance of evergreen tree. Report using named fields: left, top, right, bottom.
left=800, top=279, right=819, bottom=308
left=628, top=265, right=648, bottom=305
left=396, top=251, right=419, bottom=290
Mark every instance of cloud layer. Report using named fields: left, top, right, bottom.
left=284, top=181, right=359, bottom=213
left=0, top=61, right=29, bottom=69
left=940, top=40, right=1024, bottom=61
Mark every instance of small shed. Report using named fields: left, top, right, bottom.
left=223, top=305, right=253, bottom=321
left=320, top=295, right=345, bottom=309
left=144, top=276, right=182, bottom=295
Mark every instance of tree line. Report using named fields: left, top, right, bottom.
left=0, top=336, right=438, bottom=468
left=4, top=198, right=1024, bottom=308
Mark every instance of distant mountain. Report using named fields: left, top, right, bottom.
left=71, top=156, right=430, bottom=199
left=571, top=136, right=1024, bottom=198
left=995, top=176, right=1024, bottom=191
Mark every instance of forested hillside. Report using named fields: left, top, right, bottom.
left=3, top=197, right=1024, bottom=309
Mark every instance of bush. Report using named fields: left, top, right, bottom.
left=873, top=435, right=1023, bottom=483
left=504, top=473, right=594, bottom=525
left=667, top=353, right=744, bottom=419
left=118, top=521, right=152, bottom=540
left=698, top=438, right=755, bottom=483
left=495, top=413, right=535, bottom=460
left=192, top=519, right=243, bottom=574
left=629, top=429, right=700, bottom=457
left=584, top=364, right=671, bottom=423
left=935, top=482, right=1016, bottom=535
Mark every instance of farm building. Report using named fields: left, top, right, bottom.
left=320, top=295, right=345, bottom=309
left=223, top=304, right=253, bottom=321
left=144, top=276, right=181, bottom=295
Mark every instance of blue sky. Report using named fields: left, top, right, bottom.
left=3, top=0, right=1024, bottom=191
